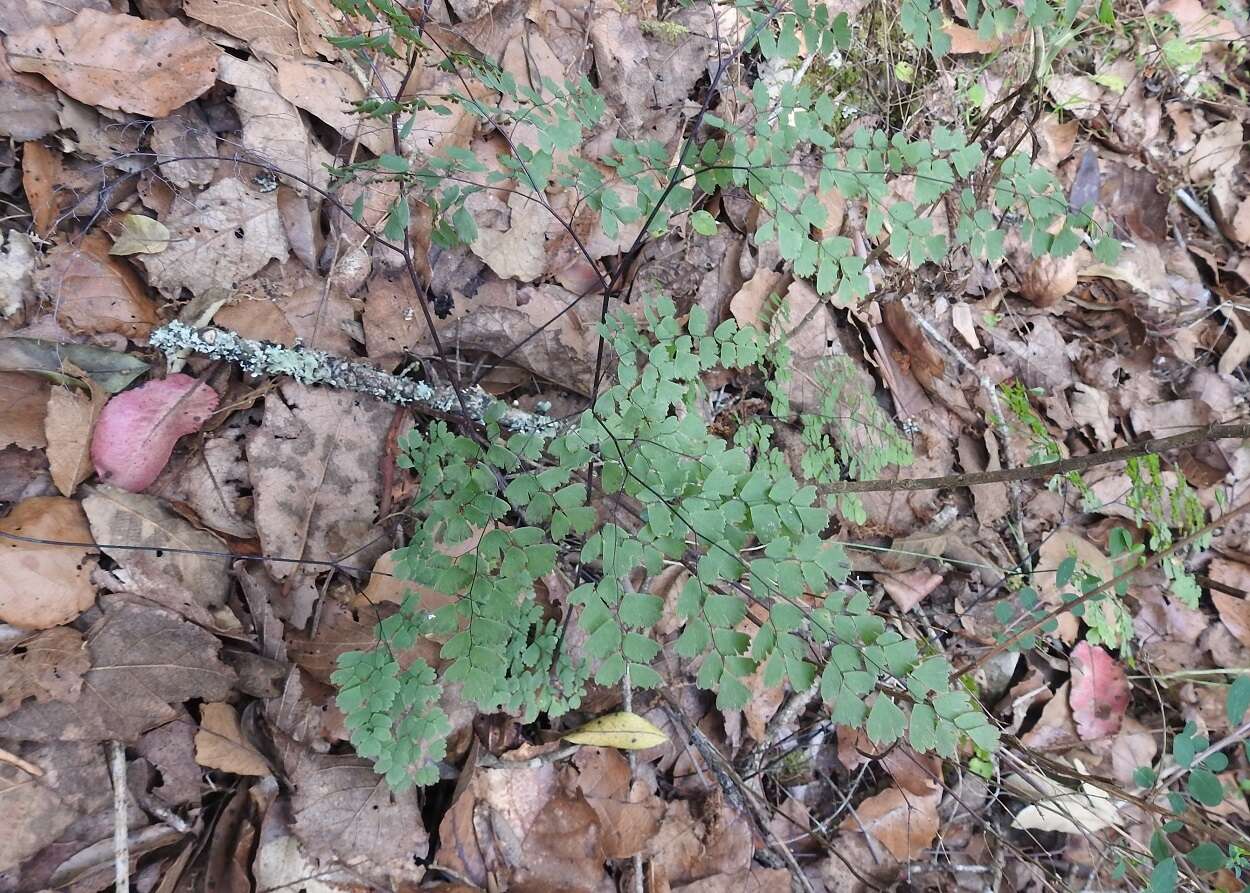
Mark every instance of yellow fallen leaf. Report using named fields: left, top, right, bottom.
left=109, top=214, right=171, bottom=256
left=562, top=711, right=668, bottom=750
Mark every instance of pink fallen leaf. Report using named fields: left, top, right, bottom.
left=91, top=374, right=218, bottom=492
left=1069, top=641, right=1130, bottom=741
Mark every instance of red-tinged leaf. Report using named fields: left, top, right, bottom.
left=91, top=374, right=218, bottom=492
left=1069, top=641, right=1130, bottom=741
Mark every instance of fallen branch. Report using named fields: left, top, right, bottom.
left=153, top=322, right=1250, bottom=494
left=826, top=422, right=1250, bottom=493
left=149, top=322, right=563, bottom=437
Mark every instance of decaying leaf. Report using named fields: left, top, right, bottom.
left=20, top=140, right=60, bottom=236
left=1069, top=641, right=1130, bottom=740
left=4, top=11, right=219, bottom=117
left=0, top=496, right=97, bottom=630
left=194, top=702, right=271, bottom=776
left=0, top=741, right=111, bottom=873
left=81, top=486, right=232, bottom=611
left=0, top=337, right=148, bottom=393
left=563, top=711, right=670, bottom=750
left=839, top=785, right=941, bottom=862
left=44, top=376, right=107, bottom=496
left=272, top=57, right=391, bottom=155
left=184, top=0, right=303, bottom=58
left=217, top=55, right=335, bottom=197
left=0, top=229, right=36, bottom=317
left=253, top=796, right=363, bottom=893
left=138, top=177, right=289, bottom=299
left=34, top=232, right=160, bottom=340
left=247, top=382, right=391, bottom=626
left=152, top=411, right=257, bottom=540
left=0, top=44, right=60, bottom=142
left=289, top=753, right=428, bottom=887
left=572, top=746, right=664, bottom=859
left=0, top=627, right=89, bottom=720
left=0, top=371, right=49, bottom=451
left=437, top=743, right=607, bottom=890
left=91, top=374, right=219, bottom=492
left=0, top=599, right=235, bottom=742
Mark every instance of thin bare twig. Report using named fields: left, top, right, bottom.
left=109, top=740, right=130, bottom=893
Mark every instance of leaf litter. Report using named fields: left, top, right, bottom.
left=0, top=0, right=1248, bottom=889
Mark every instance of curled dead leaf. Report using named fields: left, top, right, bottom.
left=194, top=702, right=271, bottom=776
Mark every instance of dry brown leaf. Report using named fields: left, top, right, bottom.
left=184, top=0, right=302, bottom=58
left=0, top=371, right=50, bottom=450
left=0, top=627, right=88, bottom=720
left=572, top=747, right=664, bottom=859
left=0, top=599, right=236, bottom=742
left=5, top=11, right=218, bottom=117
left=879, top=568, right=944, bottom=613
left=0, top=496, right=96, bottom=630
left=465, top=188, right=551, bottom=281
left=397, top=276, right=598, bottom=393
left=645, top=795, right=753, bottom=885
left=248, top=382, right=391, bottom=627
left=942, top=22, right=1021, bottom=54
left=194, top=702, right=271, bottom=776
left=34, top=232, right=160, bottom=339
left=437, top=744, right=608, bottom=890
left=730, top=267, right=787, bottom=330
left=149, top=104, right=218, bottom=189
left=45, top=378, right=106, bottom=497
left=1186, top=120, right=1244, bottom=183
left=1046, top=74, right=1104, bottom=120
left=675, top=868, right=793, bottom=892
left=217, top=55, right=334, bottom=197
left=151, top=412, right=257, bottom=540
left=289, top=752, right=428, bottom=887
left=272, top=57, right=391, bottom=155
left=81, top=486, right=231, bottom=611
left=1019, top=252, right=1079, bottom=307
left=138, top=177, right=289, bottom=299
left=0, top=0, right=110, bottom=33
left=0, top=44, right=59, bottom=142
left=21, top=140, right=60, bottom=237
left=0, top=446, right=50, bottom=502
left=253, top=796, right=363, bottom=893
left=215, top=257, right=358, bottom=354
left=136, top=716, right=202, bottom=807
left=0, top=228, right=36, bottom=317
left=840, top=785, right=941, bottom=861
left=0, top=741, right=110, bottom=874
left=1212, top=587, right=1250, bottom=649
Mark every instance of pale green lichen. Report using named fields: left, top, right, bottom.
left=148, top=322, right=564, bottom=437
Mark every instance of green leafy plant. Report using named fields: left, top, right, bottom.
left=322, top=0, right=1129, bottom=787
left=335, top=297, right=1000, bottom=787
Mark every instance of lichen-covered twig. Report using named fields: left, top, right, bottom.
left=149, top=322, right=565, bottom=437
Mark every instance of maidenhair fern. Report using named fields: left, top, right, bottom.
left=335, top=299, right=998, bottom=789
left=320, top=0, right=1110, bottom=787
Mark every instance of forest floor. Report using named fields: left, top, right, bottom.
left=2, top=0, right=1250, bottom=891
